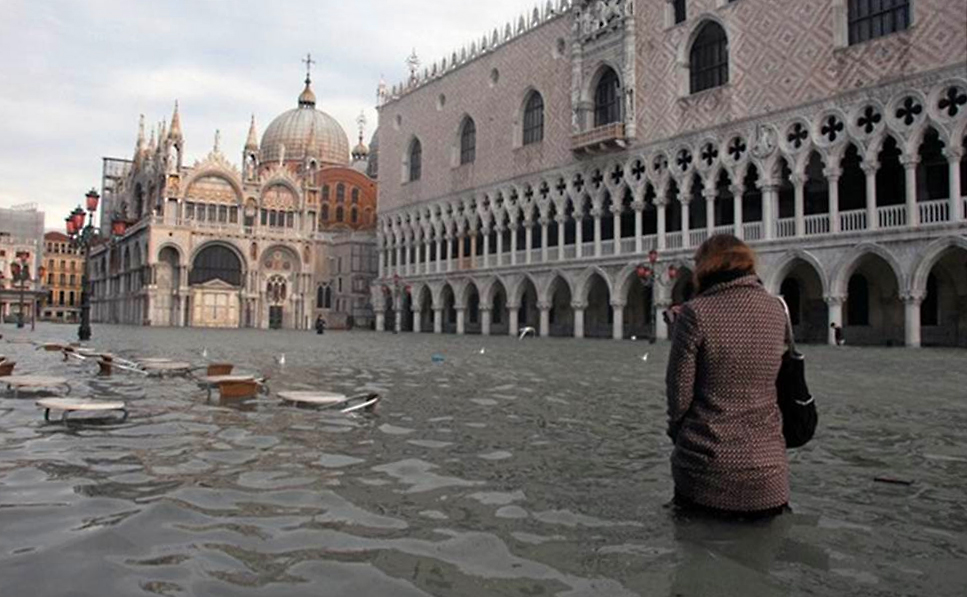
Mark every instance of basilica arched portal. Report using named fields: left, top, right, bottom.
left=189, top=243, right=244, bottom=328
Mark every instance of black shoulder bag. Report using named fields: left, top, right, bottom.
left=776, top=298, right=817, bottom=448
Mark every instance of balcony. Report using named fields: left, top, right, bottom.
left=571, top=123, right=627, bottom=154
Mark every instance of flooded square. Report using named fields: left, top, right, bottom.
left=1, top=325, right=965, bottom=596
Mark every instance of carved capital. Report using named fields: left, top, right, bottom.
left=824, top=295, right=846, bottom=306
left=571, top=301, right=587, bottom=310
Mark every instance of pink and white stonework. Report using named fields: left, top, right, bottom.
left=374, top=0, right=967, bottom=347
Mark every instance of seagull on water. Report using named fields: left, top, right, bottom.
left=277, top=353, right=286, bottom=366
left=518, top=327, right=536, bottom=340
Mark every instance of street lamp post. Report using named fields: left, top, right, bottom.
left=11, top=251, right=30, bottom=329
left=635, top=249, right=679, bottom=343
left=66, top=188, right=101, bottom=342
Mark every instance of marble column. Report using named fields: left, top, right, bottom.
left=540, top=218, right=549, bottom=263
left=375, top=311, right=385, bottom=332
left=433, top=308, right=443, bottom=334
left=446, top=236, right=453, bottom=272
left=945, top=148, right=964, bottom=221
left=496, top=226, right=505, bottom=267
left=654, top=299, right=671, bottom=340
left=482, top=229, right=491, bottom=269
left=704, top=187, right=716, bottom=236
left=556, top=216, right=566, bottom=261
left=525, top=221, right=534, bottom=264
left=902, top=156, right=919, bottom=227
left=436, top=238, right=444, bottom=273
left=730, top=185, right=743, bottom=239
left=612, top=207, right=622, bottom=256
left=862, top=161, right=878, bottom=230
left=657, top=201, right=667, bottom=250
left=611, top=301, right=625, bottom=340
left=633, top=200, right=644, bottom=254
left=903, top=294, right=923, bottom=348
left=455, top=307, right=466, bottom=335
left=412, top=308, right=422, bottom=333
left=791, top=173, right=806, bottom=237
left=825, top=169, right=841, bottom=233
left=825, top=295, right=844, bottom=346
left=592, top=208, right=603, bottom=257
left=681, top=199, right=691, bottom=248
left=573, top=303, right=586, bottom=339
left=510, top=224, right=519, bottom=266
left=762, top=184, right=778, bottom=240
left=480, top=307, right=492, bottom=336
left=508, top=305, right=520, bottom=337
left=538, top=302, right=550, bottom=338
left=575, top=216, right=584, bottom=258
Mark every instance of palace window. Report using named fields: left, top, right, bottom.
left=673, top=0, right=686, bottom=24
left=594, top=68, right=621, bottom=127
left=336, top=183, right=345, bottom=203
left=322, top=185, right=330, bottom=201
left=321, top=204, right=329, bottom=221
left=409, top=138, right=422, bottom=181
left=351, top=188, right=359, bottom=204
left=351, top=207, right=358, bottom=224
left=336, top=206, right=344, bottom=222
left=523, top=91, right=544, bottom=145
left=848, top=0, right=910, bottom=45
left=689, top=21, right=729, bottom=94
left=460, top=117, right=476, bottom=165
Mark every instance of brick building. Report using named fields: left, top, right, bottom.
left=41, top=232, right=84, bottom=322
left=374, top=0, right=967, bottom=347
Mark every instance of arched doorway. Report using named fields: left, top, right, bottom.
left=259, top=246, right=301, bottom=329
left=920, top=245, right=967, bottom=347
left=842, top=253, right=902, bottom=346
left=400, top=289, right=414, bottom=332
left=418, top=286, right=433, bottom=333
left=441, top=284, right=456, bottom=334
left=189, top=244, right=243, bottom=328
left=625, top=275, right=654, bottom=340
left=156, top=246, right=182, bottom=327
left=381, top=286, right=393, bottom=331
left=490, top=280, right=510, bottom=336
left=547, top=276, right=573, bottom=337
left=585, top=273, right=612, bottom=338
left=465, top=283, right=482, bottom=334
left=266, top=275, right=287, bottom=329
left=777, top=259, right=827, bottom=343
left=518, top=277, right=539, bottom=332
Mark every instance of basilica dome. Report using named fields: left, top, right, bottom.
left=260, top=78, right=350, bottom=166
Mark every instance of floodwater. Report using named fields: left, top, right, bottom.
left=0, top=324, right=965, bottom=597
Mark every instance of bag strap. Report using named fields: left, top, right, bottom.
left=776, top=296, right=798, bottom=354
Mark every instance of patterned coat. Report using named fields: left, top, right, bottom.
left=665, top=275, right=790, bottom=511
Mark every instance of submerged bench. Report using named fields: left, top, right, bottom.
left=277, top=391, right=380, bottom=413
left=37, top=398, right=128, bottom=423
left=3, top=375, right=71, bottom=398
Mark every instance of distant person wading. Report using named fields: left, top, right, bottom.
left=665, top=234, right=790, bottom=519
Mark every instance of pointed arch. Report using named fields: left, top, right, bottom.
left=910, top=236, right=967, bottom=297
left=831, top=242, right=905, bottom=297
left=765, top=249, right=830, bottom=296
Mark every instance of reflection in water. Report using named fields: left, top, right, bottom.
left=0, top=325, right=965, bottom=596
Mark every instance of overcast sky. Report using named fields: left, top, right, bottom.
left=0, top=0, right=536, bottom=229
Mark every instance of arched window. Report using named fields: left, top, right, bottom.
left=322, top=185, right=329, bottom=201
left=321, top=204, right=329, bottom=221
left=336, top=206, right=344, bottom=222
left=351, top=207, right=358, bottom=224
left=847, top=274, right=870, bottom=326
left=460, top=117, right=476, bottom=165
left=673, top=0, right=686, bottom=25
left=594, top=68, right=621, bottom=127
left=324, top=286, right=333, bottom=308
left=523, top=92, right=544, bottom=145
left=316, top=286, right=325, bottom=308
left=189, top=245, right=242, bottom=287
left=351, top=188, right=359, bottom=204
left=336, top=183, right=345, bottom=203
left=690, top=21, right=729, bottom=94
left=409, top=139, right=422, bottom=181
left=848, top=0, right=910, bottom=45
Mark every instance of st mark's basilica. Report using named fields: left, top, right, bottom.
left=89, top=63, right=379, bottom=330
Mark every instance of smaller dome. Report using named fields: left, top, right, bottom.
left=298, top=78, right=316, bottom=108
left=352, top=140, right=369, bottom=159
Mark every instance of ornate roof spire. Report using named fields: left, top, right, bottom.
left=245, top=114, right=259, bottom=150
left=168, top=100, right=183, bottom=142
left=352, top=111, right=369, bottom=161
left=298, top=53, right=317, bottom=108
left=134, top=114, right=146, bottom=157
left=213, top=129, right=221, bottom=154
left=406, top=48, right=420, bottom=83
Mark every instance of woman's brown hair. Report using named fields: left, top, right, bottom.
left=693, top=234, right=757, bottom=292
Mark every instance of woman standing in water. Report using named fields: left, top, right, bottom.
left=665, top=234, right=790, bottom=519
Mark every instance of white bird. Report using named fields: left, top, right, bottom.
left=631, top=335, right=637, bottom=341
left=479, top=348, right=486, bottom=354
left=518, top=327, right=536, bottom=340
left=202, top=347, right=208, bottom=359
left=641, top=353, right=649, bottom=362
left=277, top=353, right=286, bottom=366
